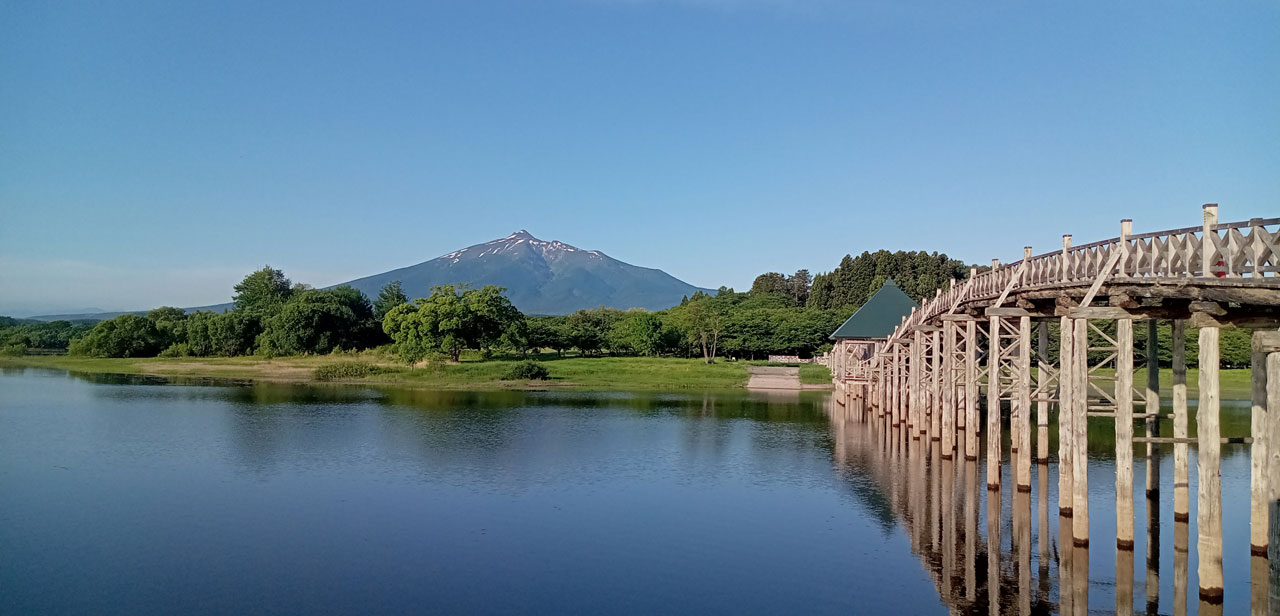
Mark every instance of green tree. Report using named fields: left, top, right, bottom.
left=233, top=266, right=293, bottom=317
left=257, top=286, right=375, bottom=355
left=374, top=281, right=409, bottom=322
left=68, top=314, right=163, bottom=357
left=464, top=285, right=522, bottom=354
left=146, top=306, right=188, bottom=348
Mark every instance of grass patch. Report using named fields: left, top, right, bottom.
left=799, top=363, right=832, bottom=385
left=0, top=353, right=749, bottom=391
left=314, top=361, right=378, bottom=381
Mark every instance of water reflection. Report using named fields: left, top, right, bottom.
left=826, top=394, right=1269, bottom=616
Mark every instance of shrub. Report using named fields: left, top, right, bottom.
left=502, top=360, right=549, bottom=381
left=0, top=343, right=27, bottom=357
left=314, top=361, right=376, bottom=381
left=158, top=343, right=191, bottom=358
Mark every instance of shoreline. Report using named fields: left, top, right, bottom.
left=0, top=355, right=837, bottom=393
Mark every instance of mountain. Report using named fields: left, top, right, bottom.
left=25, top=231, right=713, bottom=321
left=338, top=231, right=712, bottom=314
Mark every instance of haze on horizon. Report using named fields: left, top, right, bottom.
left=2, top=1, right=1277, bottom=316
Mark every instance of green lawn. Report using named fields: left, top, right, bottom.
left=799, top=363, right=832, bottom=384
left=0, top=353, right=751, bottom=391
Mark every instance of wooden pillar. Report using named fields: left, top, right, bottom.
left=1202, top=203, right=1218, bottom=276
left=1197, top=326, right=1223, bottom=603
left=1059, top=316, right=1075, bottom=515
left=1267, top=351, right=1280, bottom=615
left=911, top=333, right=923, bottom=439
left=1036, top=321, right=1050, bottom=464
left=1072, top=318, right=1090, bottom=547
left=1173, top=319, right=1190, bottom=523
left=932, top=330, right=942, bottom=441
left=965, top=319, right=980, bottom=461
left=1116, top=318, right=1136, bottom=550
left=1016, top=316, right=1032, bottom=492
left=1250, top=332, right=1269, bottom=557
left=942, top=322, right=956, bottom=458
left=1146, top=319, right=1161, bottom=485
left=988, top=315, right=1003, bottom=490
left=891, top=343, right=901, bottom=427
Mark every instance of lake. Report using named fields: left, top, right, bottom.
left=0, top=368, right=1265, bottom=614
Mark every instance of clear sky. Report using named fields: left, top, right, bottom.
left=2, top=1, right=1277, bottom=315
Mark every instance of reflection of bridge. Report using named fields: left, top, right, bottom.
left=829, top=205, right=1279, bottom=610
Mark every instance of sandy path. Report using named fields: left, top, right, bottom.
left=746, top=366, right=802, bottom=390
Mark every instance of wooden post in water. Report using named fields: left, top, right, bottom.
left=1116, top=318, right=1136, bottom=551
left=1250, top=331, right=1269, bottom=557
left=892, top=343, right=902, bottom=427
left=1259, top=335, right=1280, bottom=615
left=1072, top=318, right=1090, bottom=547
left=1173, top=319, right=1190, bottom=523
left=988, top=315, right=1003, bottom=490
left=1036, top=321, right=1050, bottom=464
left=1146, top=319, right=1161, bottom=493
left=1197, top=325, right=1224, bottom=604
left=1059, top=315, right=1075, bottom=516
left=965, top=319, right=980, bottom=461
left=942, top=321, right=956, bottom=459
left=1144, top=319, right=1161, bottom=615
left=932, top=330, right=942, bottom=441
left=1017, top=315, right=1032, bottom=492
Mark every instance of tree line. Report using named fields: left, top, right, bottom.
left=5, top=251, right=1260, bottom=368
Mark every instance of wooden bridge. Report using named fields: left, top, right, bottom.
left=830, top=204, right=1279, bottom=609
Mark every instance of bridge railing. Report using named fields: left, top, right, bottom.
left=841, top=207, right=1278, bottom=380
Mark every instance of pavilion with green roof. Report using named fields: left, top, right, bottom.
left=829, top=279, right=918, bottom=383
left=830, top=279, right=919, bottom=342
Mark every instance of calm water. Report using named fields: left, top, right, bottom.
left=0, top=368, right=1264, bottom=614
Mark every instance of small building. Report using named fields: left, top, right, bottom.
left=829, top=279, right=918, bottom=383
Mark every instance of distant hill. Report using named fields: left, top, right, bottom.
left=27, top=231, right=713, bottom=321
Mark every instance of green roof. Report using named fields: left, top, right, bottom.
left=829, top=279, right=918, bottom=340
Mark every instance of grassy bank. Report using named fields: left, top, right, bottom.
left=0, top=353, right=753, bottom=391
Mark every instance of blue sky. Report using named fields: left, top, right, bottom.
left=2, top=0, right=1277, bottom=315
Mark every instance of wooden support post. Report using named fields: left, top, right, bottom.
left=877, top=355, right=887, bottom=418
left=1202, top=204, right=1218, bottom=277
left=892, top=343, right=902, bottom=427
left=1267, top=351, right=1280, bottom=614
left=1173, top=320, right=1190, bottom=523
left=965, top=319, right=980, bottom=461
left=1117, top=318, right=1136, bottom=551
left=1146, top=319, right=1161, bottom=493
left=1072, top=318, right=1090, bottom=547
left=1059, top=316, right=1075, bottom=516
left=932, top=330, right=942, bottom=441
left=1037, top=320, right=1050, bottom=464
left=942, top=321, right=956, bottom=458
left=1017, top=315, right=1032, bottom=492
left=1197, top=326, right=1223, bottom=603
left=1249, top=332, right=1269, bottom=556
left=988, top=315, right=1003, bottom=490
left=912, top=333, right=923, bottom=439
